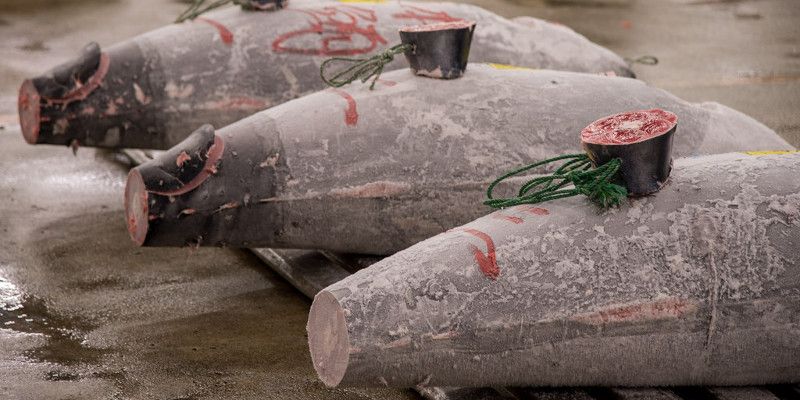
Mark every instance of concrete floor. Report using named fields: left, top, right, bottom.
left=0, top=0, right=798, bottom=399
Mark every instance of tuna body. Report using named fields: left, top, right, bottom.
left=126, top=66, right=794, bottom=252
left=20, top=0, right=633, bottom=149
left=308, top=151, right=800, bottom=387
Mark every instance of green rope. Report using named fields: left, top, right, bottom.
left=320, top=43, right=413, bottom=90
left=176, top=0, right=250, bottom=23
left=484, top=153, right=628, bottom=209
left=624, top=55, right=659, bottom=66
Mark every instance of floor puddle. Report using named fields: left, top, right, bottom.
left=0, top=274, right=109, bottom=366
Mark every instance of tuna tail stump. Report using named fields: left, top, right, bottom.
left=125, top=124, right=226, bottom=246
left=581, top=109, right=677, bottom=196
left=399, top=21, right=476, bottom=79
left=18, top=41, right=166, bottom=149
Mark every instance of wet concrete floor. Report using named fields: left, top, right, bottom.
left=0, top=0, right=798, bottom=399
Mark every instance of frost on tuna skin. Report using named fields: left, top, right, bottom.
left=557, top=189, right=792, bottom=316
left=329, top=181, right=411, bottom=199
left=332, top=154, right=800, bottom=335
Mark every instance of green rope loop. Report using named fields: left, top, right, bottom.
left=624, top=55, right=659, bottom=66
left=320, top=43, right=413, bottom=90
left=176, top=0, right=250, bottom=23
left=484, top=153, right=628, bottom=209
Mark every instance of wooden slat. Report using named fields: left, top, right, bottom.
left=710, top=388, right=779, bottom=400
left=511, top=388, right=595, bottom=400
left=765, top=385, right=800, bottom=400
left=251, top=249, right=350, bottom=298
left=417, top=387, right=517, bottom=400
left=611, top=388, right=683, bottom=400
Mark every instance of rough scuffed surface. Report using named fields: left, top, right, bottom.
left=312, top=152, right=800, bottom=387
left=132, top=65, right=794, bottom=253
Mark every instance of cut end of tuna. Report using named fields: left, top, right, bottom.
left=18, top=79, right=41, bottom=145
left=125, top=168, right=150, bottom=246
left=307, top=291, right=350, bottom=388
left=399, top=20, right=476, bottom=33
left=248, top=0, right=288, bottom=10
left=581, top=109, right=678, bottom=145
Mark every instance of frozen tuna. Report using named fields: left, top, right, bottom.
left=18, top=0, right=633, bottom=149
left=307, top=151, right=800, bottom=388
left=124, top=65, right=793, bottom=253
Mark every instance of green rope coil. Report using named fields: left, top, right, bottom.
left=176, top=0, right=250, bottom=23
left=484, top=153, right=628, bottom=209
left=320, top=43, right=413, bottom=90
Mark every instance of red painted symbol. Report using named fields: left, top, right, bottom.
left=197, top=17, right=234, bottom=45
left=490, top=212, right=523, bottom=224
left=457, top=228, right=499, bottom=280
left=520, top=205, right=550, bottom=216
left=272, top=5, right=388, bottom=56
left=212, top=97, right=268, bottom=110
left=43, top=53, right=110, bottom=106
left=574, top=298, right=696, bottom=325
left=149, top=135, right=225, bottom=197
left=392, top=5, right=462, bottom=24
left=330, top=88, right=358, bottom=126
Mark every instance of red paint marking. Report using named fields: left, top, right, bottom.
left=457, top=228, right=499, bottom=280
left=176, top=151, right=191, bottom=167
left=330, top=88, right=358, bottom=126
left=105, top=99, right=118, bottom=116
left=581, top=109, right=677, bottom=145
left=520, top=205, right=550, bottom=216
left=620, top=20, right=632, bottom=30
left=376, top=79, right=397, bottom=87
left=197, top=17, right=234, bottom=45
left=215, top=201, right=240, bottom=213
left=272, top=5, right=387, bottom=56
left=392, top=5, right=462, bottom=24
left=574, top=298, right=696, bottom=325
left=490, top=212, right=523, bottom=224
left=149, top=135, right=225, bottom=196
left=212, top=97, right=267, bottom=110
left=42, top=53, right=110, bottom=106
